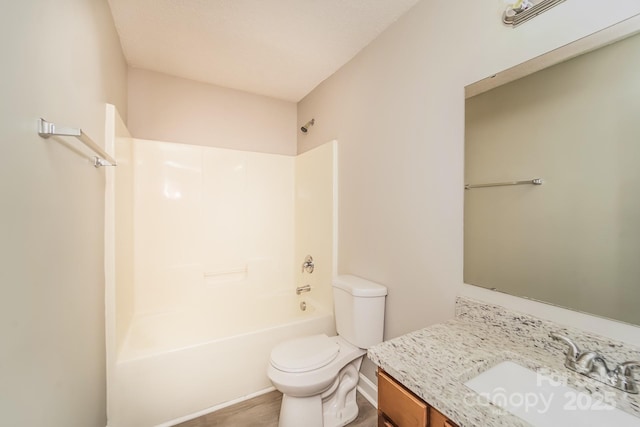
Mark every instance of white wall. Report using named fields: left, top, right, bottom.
left=113, top=114, right=134, bottom=354
left=297, top=0, right=640, bottom=380
left=128, top=139, right=295, bottom=317
left=128, top=68, right=297, bottom=155
left=0, top=1, right=127, bottom=426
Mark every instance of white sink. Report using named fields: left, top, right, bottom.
left=464, top=361, right=640, bottom=427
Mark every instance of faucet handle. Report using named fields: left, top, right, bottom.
left=302, top=255, right=314, bottom=273
left=614, top=361, right=640, bottom=394
left=615, top=361, right=640, bottom=377
left=550, top=333, right=581, bottom=367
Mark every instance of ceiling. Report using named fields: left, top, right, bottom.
left=107, top=0, right=420, bottom=102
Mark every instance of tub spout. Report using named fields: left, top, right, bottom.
left=296, top=285, right=311, bottom=295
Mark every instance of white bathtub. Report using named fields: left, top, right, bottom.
left=111, top=293, right=335, bottom=427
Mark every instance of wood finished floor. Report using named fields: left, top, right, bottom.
left=174, top=390, right=377, bottom=427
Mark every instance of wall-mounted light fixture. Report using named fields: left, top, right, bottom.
left=300, top=119, right=315, bottom=133
left=503, top=0, right=566, bottom=27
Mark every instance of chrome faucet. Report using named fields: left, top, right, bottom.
left=296, top=285, right=311, bottom=295
left=550, top=332, right=640, bottom=394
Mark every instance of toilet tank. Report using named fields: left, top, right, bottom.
left=332, top=275, right=387, bottom=349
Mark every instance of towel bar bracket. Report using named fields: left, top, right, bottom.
left=37, top=118, right=117, bottom=168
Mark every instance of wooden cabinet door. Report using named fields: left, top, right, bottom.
left=378, top=369, right=428, bottom=427
left=378, top=414, right=395, bottom=427
left=429, top=406, right=458, bottom=427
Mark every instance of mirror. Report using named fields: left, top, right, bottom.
left=464, top=17, right=640, bottom=326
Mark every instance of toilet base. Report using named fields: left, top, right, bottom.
left=279, top=394, right=323, bottom=427
left=277, top=356, right=363, bottom=427
left=322, top=358, right=361, bottom=427
left=322, top=387, right=359, bottom=427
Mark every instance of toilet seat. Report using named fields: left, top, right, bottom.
left=270, top=334, right=339, bottom=373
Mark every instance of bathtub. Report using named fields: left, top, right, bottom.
left=111, top=293, right=335, bottom=427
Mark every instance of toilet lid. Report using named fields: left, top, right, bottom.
left=270, top=334, right=339, bottom=373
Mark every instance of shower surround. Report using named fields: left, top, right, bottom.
left=106, top=110, right=337, bottom=426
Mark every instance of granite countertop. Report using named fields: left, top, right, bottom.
left=367, top=297, right=640, bottom=427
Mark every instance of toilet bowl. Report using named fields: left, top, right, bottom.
left=267, top=275, right=387, bottom=427
left=268, top=334, right=366, bottom=427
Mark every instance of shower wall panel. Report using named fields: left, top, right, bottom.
left=294, top=141, right=337, bottom=311
left=131, top=139, right=295, bottom=317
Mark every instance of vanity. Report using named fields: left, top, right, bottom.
left=368, top=297, right=640, bottom=427
left=378, top=367, right=457, bottom=427
left=367, top=13, right=640, bottom=427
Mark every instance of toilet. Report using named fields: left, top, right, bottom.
left=267, top=275, right=387, bottom=427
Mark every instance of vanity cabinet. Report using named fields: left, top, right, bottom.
left=378, top=369, right=458, bottom=427
left=428, top=407, right=458, bottom=427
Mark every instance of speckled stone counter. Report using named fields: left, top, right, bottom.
left=368, top=297, right=640, bottom=427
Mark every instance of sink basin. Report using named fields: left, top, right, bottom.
left=464, top=361, right=640, bottom=426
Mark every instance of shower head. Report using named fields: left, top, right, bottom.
left=301, top=119, right=315, bottom=133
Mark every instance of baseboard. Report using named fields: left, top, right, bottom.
left=146, top=375, right=375, bottom=427
left=357, top=373, right=378, bottom=409
left=154, top=387, right=276, bottom=427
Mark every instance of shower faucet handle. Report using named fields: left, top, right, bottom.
left=302, top=255, right=314, bottom=273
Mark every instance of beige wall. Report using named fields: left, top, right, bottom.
left=0, top=1, right=127, bottom=427
left=297, top=0, right=640, bottom=380
left=128, top=68, right=297, bottom=155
